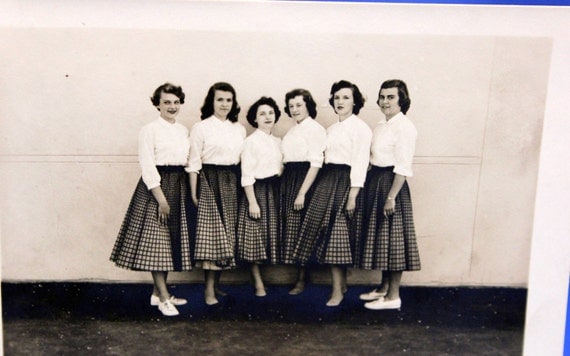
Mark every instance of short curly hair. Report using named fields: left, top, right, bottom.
left=200, top=82, right=241, bottom=123
left=150, top=83, right=185, bottom=107
left=377, top=79, right=411, bottom=115
left=246, top=96, right=281, bottom=128
left=284, top=88, right=317, bottom=119
left=328, top=80, right=365, bottom=115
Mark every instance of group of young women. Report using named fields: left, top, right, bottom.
left=110, top=79, right=421, bottom=317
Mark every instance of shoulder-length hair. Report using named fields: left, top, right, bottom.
left=246, top=96, right=281, bottom=128
left=284, top=88, right=317, bottom=119
left=150, top=82, right=185, bottom=107
left=200, top=82, right=241, bottom=122
left=328, top=80, right=365, bottom=115
left=378, top=79, right=411, bottom=115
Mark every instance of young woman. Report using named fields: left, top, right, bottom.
left=236, top=97, right=283, bottom=297
left=110, top=83, right=193, bottom=317
left=280, top=89, right=326, bottom=295
left=355, top=79, right=421, bottom=310
left=292, top=80, right=372, bottom=306
left=188, top=82, right=246, bottom=305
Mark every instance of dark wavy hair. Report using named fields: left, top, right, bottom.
left=150, top=83, right=185, bottom=108
left=377, top=79, right=411, bottom=115
left=328, top=80, right=365, bottom=115
left=200, top=82, right=241, bottom=122
left=284, top=88, right=317, bottom=119
left=246, top=97, right=281, bottom=128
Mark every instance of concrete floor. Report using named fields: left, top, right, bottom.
left=2, top=283, right=526, bottom=355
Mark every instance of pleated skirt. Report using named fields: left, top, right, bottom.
left=280, top=162, right=312, bottom=264
left=354, top=165, right=421, bottom=271
left=194, top=164, right=239, bottom=270
left=291, top=164, right=361, bottom=265
left=110, top=166, right=194, bottom=271
left=236, top=175, right=280, bottom=264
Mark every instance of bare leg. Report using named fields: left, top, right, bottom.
left=341, top=267, right=348, bottom=294
left=289, top=267, right=306, bottom=295
left=204, top=270, right=219, bottom=305
left=385, top=271, right=402, bottom=301
left=152, top=272, right=169, bottom=297
left=326, top=265, right=344, bottom=307
left=214, top=271, right=227, bottom=296
left=251, top=264, right=266, bottom=297
left=151, top=271, right=170, bottom=302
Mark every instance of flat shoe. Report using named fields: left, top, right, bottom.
left=150, top=294, right=188, bottom=306
left=364, top=298, right=401, bottom=310
left=359, top=289, right=387, bottom=301
left=158, top=300, right=179, bottom=316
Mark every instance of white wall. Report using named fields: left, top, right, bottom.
left=0, top=28, right=549, bottom=287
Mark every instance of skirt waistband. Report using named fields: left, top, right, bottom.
left=284, top=162, right=311, bottom=169
left=156, top=165, right=186, bottom=173
left=370, top=165, right=394, bottom=173
left=323, top=163, right=351, bottom=171
left=255, top=175, right=280, bottom=183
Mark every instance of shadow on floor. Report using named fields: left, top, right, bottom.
left=2, top=283, right=526, bottom=355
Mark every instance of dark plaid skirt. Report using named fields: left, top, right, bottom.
left=354, top=165, right=421, bottom=271
left=110, top=166, right=194, bottom=271
left=291, top=164, right=362, bottom=265
left=194, top=164, right=240, bottom=270
left=280, top=162, right=313, bottom=264
left=236, top=175, right=280, bottom=264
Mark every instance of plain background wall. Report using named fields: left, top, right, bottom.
left=0, top=28, right=550, bottom=287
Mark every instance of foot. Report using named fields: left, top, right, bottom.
left=364, top=297, right=401, bottom=310
left=158, top=300, right=179, bottom=316
left=215, top=287, right=227, bottom=297
left=255, top=287, right=267, bottom=297
left=204, top=292, right=219, bottom=306
left=359, top=289, right=387, bottom=301
left=150, top=294, right=188, bottom=306
left=288, top=282, right=305, bottom=295
left=326, top=295, right=344, bottom=307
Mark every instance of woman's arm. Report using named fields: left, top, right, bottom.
left=244, top=185, right=260, bottom=219
left=293, top=167, right=320, bottom=210
left=189, top=172, right=199, bottom=207
left=150, top=186, right=170, bottom=225
left=383, top=173, right=406, bottom=216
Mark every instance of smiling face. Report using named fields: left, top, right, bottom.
left=255, top=104, right=276, bottom=133
left=157, top=92, right=181, bottom=122
left=378, top=87, right=401, bottom=120
left=213, top=90, right=234, bottom=120
left=333, top=88, right=354, bottom=120
left=287, top=95, right=310, bottom=123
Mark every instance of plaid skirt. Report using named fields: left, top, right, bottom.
left=292, top=164, right=361, bottom=265
left=280, top=162, right=313, bottom=264
left=194, top=164, right=239, bottom=270
left=354, top=165, right=421, bottom=271
left=110, top=166, right=194, bottom=271
left=236, top=175, right=280, bottom=264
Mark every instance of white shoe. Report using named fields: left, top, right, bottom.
left=150, top=294, right=187, bottom=306
left=158, top=300, right=179, bottom=316
left=359, top=289, right=387, bottom=301
left=364, top=298, right=401, bottom=310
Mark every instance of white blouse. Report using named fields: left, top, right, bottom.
left=188, top=115, right=246, bottom=173
left=370, top=112, right=417, bottom=177
left=138, top=117, right=190, bottom=190
left=241, top=130, right=283, bottom=187
left=324, top=114, right=372, bottom=188
left=281, top=117, right=326, bottom=168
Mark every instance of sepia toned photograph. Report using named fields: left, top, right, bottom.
left=1, top=1, right=568, bottom=354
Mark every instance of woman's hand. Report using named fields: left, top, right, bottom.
left=191, top=194, right=199, bottom=207
left=158, top=201, right=171, bottom=226
left=293, top=193, right=306, bottom=211
left=249, top=203, right=261, bottom=219
left=383, top=197, right=395, bottom=217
